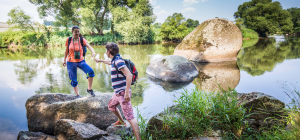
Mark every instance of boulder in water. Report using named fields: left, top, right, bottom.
left=146, top=55, right=198, bottom=83
left=174, top=18, right=242, bottom=62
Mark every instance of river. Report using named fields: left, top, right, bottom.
left=0, top=35, right=299, bottom=139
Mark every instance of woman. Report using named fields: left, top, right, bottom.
left=62, top=26, right=96, bottom=98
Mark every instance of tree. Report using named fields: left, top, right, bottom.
left=287, top=7, right=300, bottom=32
left=29, top=0, right=137, bottom=35
left=153, top=23, right=161, bottom=28
left=7, top=6, right=36, bottom=32
left=186, top=18, right=199, bottom=28
left=112, top=0, right=155, bottom=43
left=234, top=0, right=293, bottom=36
left=234, top=18, right=244, bottom=29
left=160, top=13, right=189, bottom=41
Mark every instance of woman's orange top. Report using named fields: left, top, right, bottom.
left=65, top=37, right=88, bottom=62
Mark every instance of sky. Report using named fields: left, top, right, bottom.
left=0, top=0, right=299, bottom=24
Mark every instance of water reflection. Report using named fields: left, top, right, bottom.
left=193, top=61, right=240, bottom=92
left=237, top=36, right=300, bottom=76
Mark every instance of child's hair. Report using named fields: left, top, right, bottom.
left=105, top=43, right=119, bottom=56
left=72, top=26, right=80, bottom=32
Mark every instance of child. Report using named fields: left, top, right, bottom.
left=94, top=43, right=140, bottom=140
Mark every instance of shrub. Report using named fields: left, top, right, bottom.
left=242, top=28, right=259, bottom=39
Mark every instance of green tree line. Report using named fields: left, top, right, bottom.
left=234, top=0, right=300, bottom=37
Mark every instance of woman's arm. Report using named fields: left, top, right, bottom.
left=85, top=42, right=96, bottom=57
left=63, top=45, right=68, bottom=67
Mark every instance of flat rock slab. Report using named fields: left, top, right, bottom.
left=26, top=93, right=122, bottom=135
left=55, top=119, right=108, bottom=140
left=174, top=18, right=242, bottom=62
left=99, top=135, right=122, bottom=140
left=17, top=131, right=57, bottom=140
left=146, top=55, right=198, bottom=83
left=106, top=121, right=132, bottom=137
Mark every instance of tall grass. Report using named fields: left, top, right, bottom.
left=242, top=28, right=259, bottom=39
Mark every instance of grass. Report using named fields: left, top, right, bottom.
left=125, top=86, right=300, bottom=140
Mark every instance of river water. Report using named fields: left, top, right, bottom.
left=0, top=35, right=299, bottom=139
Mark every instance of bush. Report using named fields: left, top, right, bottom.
left=242, top=28, right=259, bottom=39
left=148, top=88, right=248, bottom=139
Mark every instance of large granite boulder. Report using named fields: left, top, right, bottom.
left=146, top=55, right=199, bottom=82
left=238, top=92, right=287, bottom=130
left=174, top=18, right=243, bottom=62
left=55, top=119, right=108, bottom=140
left=193, top=61, right=240, bottom=92
left=99, top=135, right=122, bottom=140
left=17, top=131, right=57, bottom=140
left=26, top=93, right=121, bottom=135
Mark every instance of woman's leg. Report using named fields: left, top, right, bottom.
left=78, top=60, right=95, bottom=90
left=67, top=61, right=79, bottom=95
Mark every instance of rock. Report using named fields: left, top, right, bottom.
left=99, top=135, right=122, bottom=140
left=189, top=137, right=221, bottom=140
left=26, top=93, right=122, bottom=135
left=55, top=119, right=108, bottom=140
left=146, top=55, right=199, bottom=82
left=148, top=76, right=191, bottom=92
left=238, top=92, right=286, bottom=130
left=193, top=61, right=240, bottom=92
left=174, top=18, right=243, bottom=62
left=17, top=131, right=57, bottom=140
left=146, top=105, right=183, bottom=138
left=106, top=121, right=132, bottom=137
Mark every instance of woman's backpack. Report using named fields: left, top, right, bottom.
left=114, top=58, right=138, bottom=85
left=67, top=37, right=87, bottom=59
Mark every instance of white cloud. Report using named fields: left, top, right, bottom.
left=156, top=10, right=168, bottom=16
left=180, top=7, right=196, bottom=13
left=154, top=5, right=161, bottom=10
left=183, top=0, right=208, bottom=6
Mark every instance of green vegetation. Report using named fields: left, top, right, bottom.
left=238, top=37, right=300, bottom=76
left=287, top=7, right=300, bottom=33
left=234, top=0, right=294, bottom=37
left=242, top=28, right=259, bottom=39
left=130, top=87, right=300, bottom=140
left=160, top=13, right=198, bottom=41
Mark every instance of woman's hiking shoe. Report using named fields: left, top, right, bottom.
left=75, top=95, right=81, bottom=99
left=111, top=120, right=126, bottom=126
left=87, top=89, right=95, bottom=97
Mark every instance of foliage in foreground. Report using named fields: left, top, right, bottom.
left=130, top=86, right=300, bottom=140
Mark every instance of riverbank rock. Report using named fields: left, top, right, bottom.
left=174, top=18, right=243, bottom=62
left=106, top=121, right=132, bottom=137
left=26, top=93, right=121, bottom=135
left=238, top=92, right=286, bottom=130
left=99, top=135, right=122, bottom=140
left=55, top=119, right=108, bottom=140
left=17, top=131, right=57, bottom=140
left=146, top=55, right=199, bottom=82
left=193, top=61, right=240, bottom=92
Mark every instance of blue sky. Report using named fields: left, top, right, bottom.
left=0, top=0, right=299, bottom=24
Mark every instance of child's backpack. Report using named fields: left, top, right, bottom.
left=67, top=37, right=87, bottom=59
left=114, top=58, right=138, bottom=85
